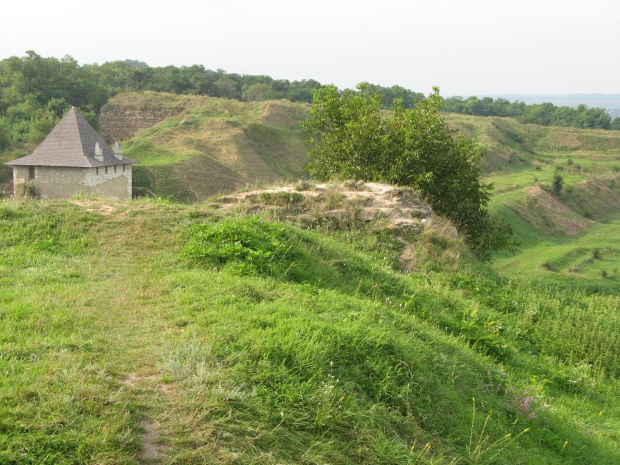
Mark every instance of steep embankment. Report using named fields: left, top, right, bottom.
left=100, top=93, right=311, bottom=202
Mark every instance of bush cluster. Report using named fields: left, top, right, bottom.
left=302, top=84, right=518, bottom=260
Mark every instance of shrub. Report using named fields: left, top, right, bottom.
left=552, top=173, right=564, bottom=196
left=294, top=179, right=313, bottom=191
left=183, top=217, right=299, bottom=277
left=259, top=191, right=304, bottom=205
left=302, top=84, right=517, bottom=261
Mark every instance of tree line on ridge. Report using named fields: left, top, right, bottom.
left=1, top=51, right=619, bottom=159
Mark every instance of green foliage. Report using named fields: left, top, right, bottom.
left=443, top=96, right=613, bottom=130
left=0, top=201, right=96, bottom=255
left=552, top=173, right=564, bottom=195
left=0, top=52, right=107, bottom=157
left=183, top=218, right=299, bottom=277
left=302, top=83, right=517, bottom=260
left=182, top=217, right=378, bottom=288
left=258, top=191, right=305, bottom=205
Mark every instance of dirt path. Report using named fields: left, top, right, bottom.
left=396, top=236, right=416, bottom=273
left=72, top=207, right=182, bottom=463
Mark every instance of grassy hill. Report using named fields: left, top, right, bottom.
left=99, top=95, right=620, bottom=289
left=100, top=93, right=311, bottom=202
left=2, top=95, right=620, bottom=463
left=1, top=194, right=619, bottom=464
left=7, top=91, right=619, bottom=291
left=447, top=114, right=620, bottom=292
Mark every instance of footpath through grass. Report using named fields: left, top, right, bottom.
left=1, top=198, right=619, bottom=464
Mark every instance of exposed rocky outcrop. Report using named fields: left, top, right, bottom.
left=218, top=181, right=433, bottom=234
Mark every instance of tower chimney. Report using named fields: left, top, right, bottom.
left=94, top=142, right=103, bottom=162
left=114, top=141, right=123, bottom=160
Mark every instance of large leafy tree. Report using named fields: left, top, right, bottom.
left=302, top=83, right=517, bottom=261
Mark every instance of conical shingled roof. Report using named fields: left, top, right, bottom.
left=5, top=107, right=137, bottom=167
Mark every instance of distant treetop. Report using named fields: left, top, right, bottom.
left=123, top=59, right=149, bottom=68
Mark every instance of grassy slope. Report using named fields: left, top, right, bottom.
left=108, top=94, right=620, bottom=290
left=444, top=114, right=620, bottom=292
left=103, top=93, right=311, bottom=202
left=100, top=93, right=620, bottom=289
left=1, top=198, right=619, bottom=464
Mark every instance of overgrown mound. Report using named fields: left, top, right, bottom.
left=99, top=93, right=311, bottom=202
left=218, top=181, right=433, bottom=234
left=183, top=218, right=335, bottom=283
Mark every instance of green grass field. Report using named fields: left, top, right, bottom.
left=1, top=197, right=619, bottom=464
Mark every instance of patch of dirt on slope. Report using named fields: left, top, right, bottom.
left=513, top=186, right=593, bottom=236
left=71, top=201, right=123, bottom=215
left=563, top=176, right=620, bottom=219
left=258, top=100, right=308, bottom=127
left=121, top=371, right=172, bottom=463
left=395, top=236, right=417, bottom=273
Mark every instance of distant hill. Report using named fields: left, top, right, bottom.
left=446, top=113, right=620, bottom=171
left=100, top=93, right=311, bottom=202
left=99, top=93, right=620, bottom=204
left=444, top=114, right=620, bottom=291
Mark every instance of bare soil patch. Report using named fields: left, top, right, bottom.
left=137, top=419, right=160, bottom=462
left=71, top=200, right=122, bottom=215
left=516, top=186, right=593, bottom=235
left=121, top=371, right=172, bottom=463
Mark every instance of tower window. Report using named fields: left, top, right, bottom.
left=28, top=166, right=35, bottom=179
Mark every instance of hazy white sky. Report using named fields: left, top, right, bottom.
left=2, top=0, right=619, bottom=96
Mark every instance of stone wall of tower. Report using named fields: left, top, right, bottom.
left=13, top=165, right=132, bottom=200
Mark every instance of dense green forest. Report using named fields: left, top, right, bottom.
left=442, top=95, right=619, bottom=130
left=1, top=51, right=619, bottom=161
